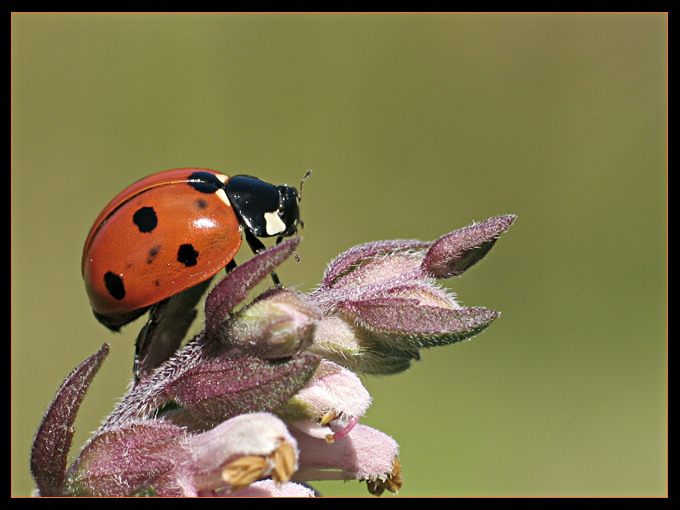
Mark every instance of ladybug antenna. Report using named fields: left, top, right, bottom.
left=295, top=169, right=311, bottom=233
left=298, top=169, right=312, bottom=202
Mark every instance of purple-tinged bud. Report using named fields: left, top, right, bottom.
left=65, top=420, right=186, bottom=496
left=423, top=215, right=516, bottom=278
left=204, top=237, right=301, bottom=338
left=31, top=344, right=109, bottom=497
left=163, top=354, right=320, bottom=424
left=225, top=289, right=321, bottom=359
left=340, top=297, right=500, bottom=348
left=320, top=239, right=430, bottom=289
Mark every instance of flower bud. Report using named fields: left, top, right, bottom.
left=225, top=289, right=321, bottom=359
left=423, top=214, right=516, bottom=278
left=164, top=354, right=320, bottom=424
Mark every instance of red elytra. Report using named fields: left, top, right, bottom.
left=82, top=169, right=243, bottom=326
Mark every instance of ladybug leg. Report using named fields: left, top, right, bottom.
left=243, top=228, right=267, bottom=254
left=132, top=300, right=170, bottom=380
left=132, top=278, right=214, bottom=380
left=244, top=229, right=281, bottom=287
left=222, top=258, right=237, bottom=279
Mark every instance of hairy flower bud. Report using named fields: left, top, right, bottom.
left=224, top=289, right=321, bottom=359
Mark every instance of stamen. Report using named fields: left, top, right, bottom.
left=271, top=439, right=296, bottom=484
left=366, top=457, right=402, bottom=496
left=221, top=440, right=297, bottom=490
left=319, top=410, right=338, bottom=426
left=221, top=456, right=269, bottom=490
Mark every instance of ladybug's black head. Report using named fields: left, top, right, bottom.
left=275, top=184, right=300, bottom=237
left=225, top=175, right=300, bottom=240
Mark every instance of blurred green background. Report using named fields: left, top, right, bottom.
left=11, top=13, right=666, bottom=497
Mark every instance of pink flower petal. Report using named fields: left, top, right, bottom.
left=218, top=479, right=316, bottom=497
left=293, top=423, right=399, bottom=485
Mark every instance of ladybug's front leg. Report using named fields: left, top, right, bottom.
left=244, top=230, right=282, bottom=287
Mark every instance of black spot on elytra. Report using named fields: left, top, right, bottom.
left=104, top=271, right=125, bottom=300
left=194, top=198, right=208, bottom=209
left=147, top=245, right=161, bottom=264
left=133, top=206, right=158, bottom=233
left=177, top=243, right=199, bottom=267
left=187, top=171, right=223, bottom=194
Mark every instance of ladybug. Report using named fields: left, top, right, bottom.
left=82, top=168, right=302, bottom=331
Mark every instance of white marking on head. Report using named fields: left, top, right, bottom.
left=264, top=211, right=286, bottom=235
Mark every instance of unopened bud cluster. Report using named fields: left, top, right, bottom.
left=31, top=215, right=515, bottom=497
